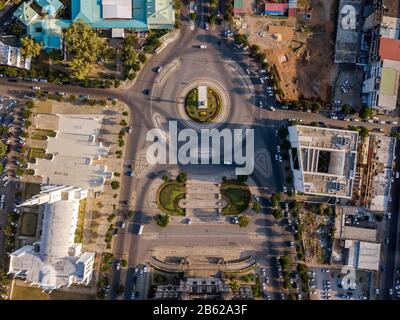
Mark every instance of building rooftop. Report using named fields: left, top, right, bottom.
left=345, top=240, right=381, bottom=271
left=335, top=206, right=377, bottom=242
left=379, top=37, right=400, bottom=61
left=288, top=125, right=358, bottom=198
left=334, top=0, right=362, bottom=64
left=377, top=59, right=400, bottom=110
left=9, top=185, right=95, bottom=291
left=28, top=114, right=112, bottom=192
left=102, top=0, right=132, bottom=19
left=0, top=41, right=31, bottom=69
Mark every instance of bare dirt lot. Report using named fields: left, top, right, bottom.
left=238, top=0, right=338, bottom=101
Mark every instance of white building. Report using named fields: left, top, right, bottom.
left=28, top=114, right=113, bottom=192
left=0, top=41, right=31, bottom=69
left=8, top=185, right=95, bottom=292
left=288, top=125, right=358, bottom=198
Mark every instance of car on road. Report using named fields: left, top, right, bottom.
left=120, top=222, right=126, bottom=229
left=139, top=269, right=144, bottom=276
left=204, top=22, right=209, bottom=30
left=143, top=89, right=150, bottom=95
left=278, top=155, right=282, bottom=163
left=258, top=101, right=263, bottom=108
left=199, top=44, right=207, bottom=49
left=268, top=106, right=275, bottom=111
left=127, top=127, right=133, bottom=134
left=32, top=86, right=40, bottom=90
left=283, top=185, right=287, bottom=193
left=275, top=154, right=279, bottom=161
left=186, top=218, right=192, bottom=225
left=156, top=66, right=163, bottom=73
left=116, top=262, right=121, bottom=271
left=245, top=69, right=251, bottom=75
left=127, top=170, right=135, bottom=177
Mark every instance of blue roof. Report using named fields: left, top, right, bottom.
left=35, top=0, right=63, bottom=12
left=71, top=0, right=148, bottom=30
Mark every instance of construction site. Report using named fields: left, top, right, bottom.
left=234, top=0, right=339, bottom=101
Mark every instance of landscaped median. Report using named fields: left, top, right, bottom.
left=220, top=178, right=251, bottom=215
left=157, top=180, right=186, bottom=216
left=184, top=86, right=222, bottom=123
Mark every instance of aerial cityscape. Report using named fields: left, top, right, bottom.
left=0, top=0, right=399, bottom=306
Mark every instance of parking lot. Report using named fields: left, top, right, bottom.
left=309, top=267, right=371, bottom=300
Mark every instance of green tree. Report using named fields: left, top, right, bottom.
left=238, top=215, right=251, bottom=227
left=176, top=172, right=187, bottom=183
left=110, top=181, right=120, bottom=190
left=20, top=36, right=42, bottom=58
left=272, top=209, right=284, bottom=220
left=341, top=104, right=351, bottom=115
left=359, top=126, right=369, bottom=138
left=120, top=259, right=128, bottom=268
left=251, top=201, right=261, bottom=213
left=64, top=21, right=105, bottom=80
left=270, top=193, right=281, bottom=208
left=0, top=141, right=7, bottom=157
left=359, top=107, right=374, bottom=120
left=155, top=214, right=170, bottom=228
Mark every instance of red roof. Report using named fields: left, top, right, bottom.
left=379, top=37, right=400, bottom=61
left=265, top=3, right=289, bottom=11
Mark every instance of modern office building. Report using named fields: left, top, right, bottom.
left=288, top=125, right=358, bottom=198
left=8, top=185, right=95, bottom=292
left=14, top=0, right=175, bottom=50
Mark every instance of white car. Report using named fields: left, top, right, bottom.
left=199, top=44, right=207, bottom=49
left=268, top=106, right=276, bottom=111
left=116, top=262, right=121, bottom=271
left=32, top=86, right=40, bottom=90
left=245, top=69, right=251, bottom=75
left=156, top=66, right=163, bottom=73
left=258, top=101, right=263, bottom=108
left=283, top=185, right=287, bottom=192
left=392, top=121, right=398, bottom=125
left=275, top=154, right=279, bottom=161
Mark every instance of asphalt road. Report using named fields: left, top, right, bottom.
left=380, top=140, right=400, bottom=300
left=0, top=0, right=398, bottom=300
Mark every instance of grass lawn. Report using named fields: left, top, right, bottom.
left=157, top=181, right=186, bottom=215
left=20, top=213, right=38, bottom=237
left=31, top=129, right=57, bottom=140
left=29, top=148, right=52, bottom=160
left=221, top=180, right=251, bottom=215
left=185, top=87, right=221, bottom=122
left=74, top=199, right=86, bottom=243
left=11, top=282, right=96, bottom=300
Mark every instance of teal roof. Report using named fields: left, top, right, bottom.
left=70, top=0, right=170, bottom=30
left=13, top=1, right=38, bottom=25
left=35, top=0, right=63, bottom=13
left=15, top=0, right=175, bottom=49
left=29, top=19, right=62, bottom=49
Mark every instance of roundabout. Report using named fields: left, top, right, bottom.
left=177, top=78, right=230, bottom=130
